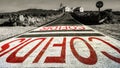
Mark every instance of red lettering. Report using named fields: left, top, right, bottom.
left=67, top=26, right=76, bottom=30
left=70, top=37, right=97, bottom=65
left=0, top=38, right=26, bottom=53
left=0, top=38, right=30, bottom=57
left=44, top=38, right=66, bottom=63
left=33, top=38, right=53, bottom=63
left=77, top=26, right=85, bottom=30
left=39, top=26, right=86, bottom=31
left=54, top=26, right=59, bottom=30
left=60, top=26, right=68, bottom=30
left=89, top=37, right=120, bottom=63
left=6, top=38, right=45, bottom=63
left=43, top=27, right=52, bottom=30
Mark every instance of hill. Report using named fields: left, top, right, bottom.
left=0, top=8, right=63, bottom=26
left=0, top=8, right=62, bottom=18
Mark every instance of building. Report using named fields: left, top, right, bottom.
left=65, top=6, right=72, bottom=12
left=73, top=7, right=84, bottom=12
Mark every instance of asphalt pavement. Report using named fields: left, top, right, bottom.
left=0, top=13, right=120, bottom=68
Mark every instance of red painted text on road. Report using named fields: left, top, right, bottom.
left=38, top=26, right=85, bottom=31
left=0, top=37, right=120, bottom=64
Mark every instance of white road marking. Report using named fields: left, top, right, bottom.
left=0, top=25, right=120, bottom=68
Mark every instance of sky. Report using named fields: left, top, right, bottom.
left=0, top=0, right=120, bottom=12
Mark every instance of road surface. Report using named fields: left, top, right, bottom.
left=0, top=13, right=120, bottom=68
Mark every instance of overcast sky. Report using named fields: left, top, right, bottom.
left=0, top=0, right=120, bottom=12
